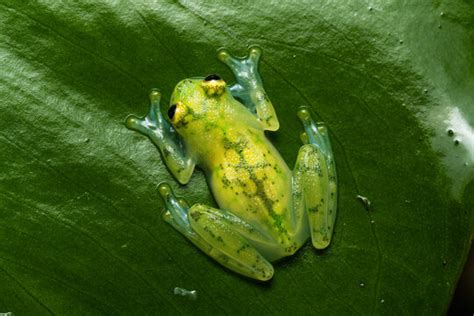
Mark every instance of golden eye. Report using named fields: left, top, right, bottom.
left=201, top=76, right=226, bottom=96
left=204, top=74, right=221, bottom=81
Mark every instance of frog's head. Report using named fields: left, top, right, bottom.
left=167, top=74, right=229, bottom=130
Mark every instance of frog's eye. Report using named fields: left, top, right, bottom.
left=168, top=104, right=177, bottom=120
left=204, top=74, right=221, bottom=81
left=201, top=75, right=226, bottom=97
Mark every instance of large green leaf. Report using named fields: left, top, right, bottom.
left=1, top=1, right=473, bottom=314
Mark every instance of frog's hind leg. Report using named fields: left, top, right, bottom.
left=217, top=46, right=279, bottom=131
left=158, top=183, right=274, bottom=281
left=292, top=107, right=337, bottom=249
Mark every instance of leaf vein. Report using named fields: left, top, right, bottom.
left=0, top=2, right=148, bottom=90
left=0, top=265, right=55, bottom=315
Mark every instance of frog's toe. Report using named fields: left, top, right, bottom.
left=177, top=197, right=190, bottom=209
left=217, top=47, right=243, bottom=71
left=147, top=89, right=162, bottom=121
left=247, top=44, right=262, bottom=63
left=296, top=106, right=312, bottom=124
left=149, top=88, right=161, bottom=102
left=125, top=114, right=139, bottom=129
left=217, top=47, right=232, bottom=63
left=125, top=114, right=148, bottom=133
left=217, top=45, right=261, bottom=70
left=297, top=106, right=324, bottom=149
left=300, top=131, right=309, bottom=144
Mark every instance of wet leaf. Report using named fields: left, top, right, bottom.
left=1, top=1, right=473, bottom=314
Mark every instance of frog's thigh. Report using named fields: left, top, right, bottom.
left=188, top=204, right=274, bottom=281
left=293, top=144, right=335, bottom=249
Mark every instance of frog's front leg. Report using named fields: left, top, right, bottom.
left=158, top=183, right=274, bottom=281
left=126, top=90, right=195, bottom=184
left=217, top=46, right=279, bottom=131
left=292, top=107, right=337, bottom=249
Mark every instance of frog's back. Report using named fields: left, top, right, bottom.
left=204, top=122, right=294, bottom=242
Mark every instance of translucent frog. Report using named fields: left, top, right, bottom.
left=125, top=46, right=337, bottom=281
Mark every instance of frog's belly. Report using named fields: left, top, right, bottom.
left=208, top=147, right=293, bottom=239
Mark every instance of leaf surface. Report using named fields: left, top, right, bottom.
left=1, top=1, right=473, bottom=314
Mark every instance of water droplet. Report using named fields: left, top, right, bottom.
left=438, top=24, right=442, bottom=29
left=399, top=39, right=403, bottom=44
left=203, top=21, right=208, bottom=26
left=454, top=139, right=460, bottom=145
left=442, top=260, right=447, bottom=266
left=424, top=88, right=428, bottom=93
left=174, top=287, right=197, bottom=300
left=447, top=129, right=454, bottom=136
left=293, top=54, right=296, bottom=58
left=440, top=12, right=445, bottom=17
left=370, top=220, right=375, bottom=224
left=464, top=162, right=469, bottom=166
left=380, top=299, right=385, bottom=303
left=356, top=194, right=371, bottom=211
left=368, top=6, right=373, bottom=11
left=84, top=137, right=90, bottom=143
left=360, top=282, right=365, bottom=287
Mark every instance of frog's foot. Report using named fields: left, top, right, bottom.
left=158, top=182, right=214, bottom=254
left=217, top=45, right=262, bottom=112
left=217, top=45, right=262, bottom=85
left=158, top=182, right=191, bottom=234
left=158, top=183, right=274, bottom=281
left=218, top=45, right=279, bottom=131
left=293, top=106, right=337, bottom=249
left=297, top=106, right=335, bottom=166
left=126, top=91, right=195, bottom=184
left=126, top=89, right=170, bottom=139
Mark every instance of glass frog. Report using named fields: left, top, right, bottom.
left=125, top=46, right=337, bottom=281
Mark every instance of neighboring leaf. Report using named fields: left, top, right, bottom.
left=1, top=1, right=473, bottom=314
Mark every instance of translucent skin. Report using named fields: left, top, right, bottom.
left=125, top=46, right=337, bottom=281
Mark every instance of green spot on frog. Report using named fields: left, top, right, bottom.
left=309, top=206, right=319, bottom=213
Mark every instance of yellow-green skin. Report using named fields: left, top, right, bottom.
left=126, top=46, right=337, bottom=281
left=171, top=78, right=296, bottom=249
